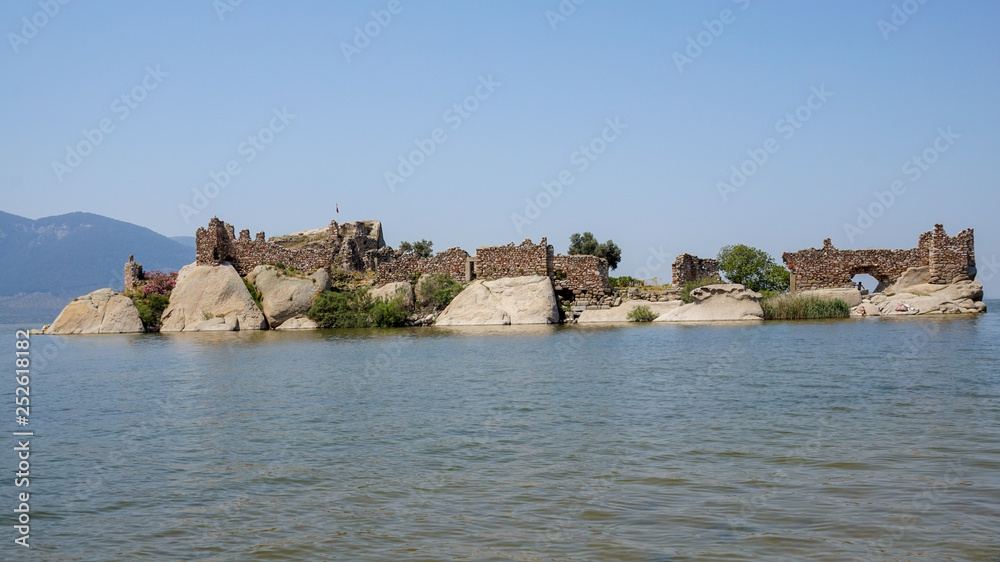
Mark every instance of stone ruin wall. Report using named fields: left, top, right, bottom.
left=124, top=255, right=144, bottom=293
left=195, top=218, right=612, bottom=296
left=372, top=247, right=470, bottom=285
left=782, top=225, right=975, bottom=291
left=552, top=254, right=609, bottom=295
left=475, top=238, right=553, bottom=280
left=672, top=254, right=720, bottom=286
left=195, top=217, right=389, bottom=276
left=196, top=218, right=332, bottom=276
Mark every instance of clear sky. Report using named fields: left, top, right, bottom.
left=3, top=0, right=998, bottom=292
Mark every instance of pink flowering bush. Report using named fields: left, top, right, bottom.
left=141, top=270, right=178, bottom=296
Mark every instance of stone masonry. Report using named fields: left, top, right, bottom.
left=372, top=237, right=612, bottom=297
left=782, top=224, right=975, bottom=291
left=672, top=254, right=720, bottom=286
left=195, top=217, right=387, bottom=276
left=124, top=255, right=144, bottom=292
left=372, top=247, right=471, bottom=285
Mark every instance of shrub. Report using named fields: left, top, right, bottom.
left=140, top=270, right=177, bottom=296
left=132, top=293, right=171, bottom=331
left=609, top=276, right=639, bottom=288
left=681, top=277, right=719, bottom=304
left=243, top=278, right=263, bottom=310
left=417, top=274, right=464, bottom=309
left=307, top=290, right=372, bottom=328
left=717, top=244, right=790, bottom=293
left=568, top=232, right=622, bottom=270
left=369, top=295, right=409, bottom=328
left=399, top=239, right=434, bottom=258
left=761, top=294, right=850, bottom=320
left=627, top=304, right=658, bottom=322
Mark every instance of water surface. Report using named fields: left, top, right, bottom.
left=4, top=306, right=999, bottom=560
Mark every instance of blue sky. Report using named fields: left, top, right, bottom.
left=3, top=0, right=998, bottom=292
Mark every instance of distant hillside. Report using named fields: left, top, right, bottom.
left=0, top=211, right=194, bottom=298
left=171, top=236, right=196, bottom=248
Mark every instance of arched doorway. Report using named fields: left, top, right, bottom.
left=849, top=265, right=891, bottom=294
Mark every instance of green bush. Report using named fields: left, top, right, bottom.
left=131, top=293, right=171, bottom=331
left=306, top=290, right=372, bottom=328
left=761, top=294, right=851, bottom=320
left=680, top=277, right=719, bottom=303
left=417, top=274, right=464, bottom=309
left=369, top=295, right=410, bottom=328
left=626, top=304, right=658, bottom=322
left=243, top=278, right=263, bottom=310
left=717, top=244, right=790, bottom=293
left=610, top=276, right=639, bottom=288
left=307, top=287, right=412, bottom=328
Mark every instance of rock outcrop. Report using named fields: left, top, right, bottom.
left=371, top=281, right=415, bottom=309
left=274, top=316, right=320, bottom=330
left=852, top=280, right=986, bottom=316
left=160, top=263, right=268, bottom=332
left=248, top=265, right=329, bottom=326
left=656, top=284, right=764, bottom=322
left=436, top=275, right=559, bottom=326
left=45, top=289, right=145, bottom=334
left=577, top=300, right=682, bottom=323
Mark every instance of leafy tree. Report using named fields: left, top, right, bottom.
left=399, top=239, right=434, bottom=258
left=716, top=244, right=790, bottom=293
left=568, top=232, right=622, bottom=270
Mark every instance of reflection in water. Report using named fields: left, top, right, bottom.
left=8, top=307, right=1000, bottom=560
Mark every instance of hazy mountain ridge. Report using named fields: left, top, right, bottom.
left=0, top=210, right=193, bottom=299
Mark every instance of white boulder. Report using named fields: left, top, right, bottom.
left=45, top=289, right=145, bottom=334
left=436, top=276, right=558, bottom=326
left=160, top=263, right=267, bottom=332
left=250, top=265, right=329, bottom=326
left=862, top=280, right=985, bottom=315
left=274, top=316, right=320, bottom=330
left=656, top=284, right=764, bottom=322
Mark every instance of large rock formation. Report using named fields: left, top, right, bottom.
left=852, top=280, right=986, bottom=316
left=436, top=276, right=559, bottom=326
left=159, top=263, right=268, bottom=332
left=248, top=265, right=330, bottom=326
left=577, top=300, right=682, bottom=323
left=655, top=284, right=764, bottom=322
left=45, top=289, right=145, bottom=334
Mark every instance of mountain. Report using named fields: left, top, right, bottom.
left=171, top=236, right=196, bottom=248
left=0, top=211, right=194, bottom=300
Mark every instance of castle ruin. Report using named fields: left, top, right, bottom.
left=195, top=217, right=389, bottom=276
left=782, top=224, right=975, bottom=292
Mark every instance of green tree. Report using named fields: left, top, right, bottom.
left=716, top=244, right=790, bottom=293
left=399, top=239, right=433, bottom=258
left=568, top=232, right=622, bottom=270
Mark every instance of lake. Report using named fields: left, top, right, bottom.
left=3, top=304, right=999, bottom=560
